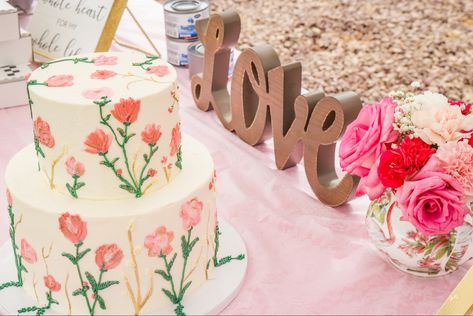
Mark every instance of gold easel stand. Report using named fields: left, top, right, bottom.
left=437, top=266, right=473, bottom=315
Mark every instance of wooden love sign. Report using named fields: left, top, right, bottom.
left=191, top=10, right=363, bottom=207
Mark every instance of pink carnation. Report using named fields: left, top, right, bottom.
left=396, top=157, right=470, bottom=236
left=436, top=140, right=473, bottom=200
left=339, top=97, right=399, bottom=178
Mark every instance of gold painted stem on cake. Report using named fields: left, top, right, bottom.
left=141, top=180, right=157, bottom=196
left=32, top=273, right=39, bottom=303
left=45, top=146, right=67, bottom=189
left=163, top=167, right=170, bottom=183
left=65, top=274, right=72, bottom=316
left=14, top=214, right=23, bottom=232
left=184, top=246, right=203, bottom=283
left=118, top=72, right=173, bottom=90
left=124, top=222, right=154, bottom=315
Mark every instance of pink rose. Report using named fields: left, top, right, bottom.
left=340, top=97, right=399, bottom=177
left=356, top=158, right=386, bottom=200
left=81, top=87, right=114, bottom=101
left=46, top=75, right=74, bottom=87
left=95, top=244, right=123, bottom=271
left=180, top=198, right=203, bottom=231
left=91, top=70, right=117, bottom=80
left=65, top=156, right=85, bottom=177
left=144, top=226, right=174, bottom=257
left=21, top=239, right=38, bottom=264
left=147, top=65, right=170, bottom=77
left=396, top=157, right=470, bottom=236
left=93, top=55, right=118, bottom=66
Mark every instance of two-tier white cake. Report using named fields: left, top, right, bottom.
left=1, top=52, right=223, bottom=315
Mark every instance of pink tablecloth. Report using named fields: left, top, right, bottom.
left=0, top=0, right=470, bottom=314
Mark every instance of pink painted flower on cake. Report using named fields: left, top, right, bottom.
left=81, top=87, right=114, bottom=101
left=95, top=244, right=123, bottom=271
left=144, top=226, right=174, bottom=257
left=141, top=123, right=162, bottom=145
left=170, top=123, right=181, bottom=156
left=396, top=157, right=470, bottom=236
left=6, top=189, right=12, bottom=206
left=147, top=65, right=170, bottom=77
left=339, top=96, right=399, bottom=177
left=84, top=129, right=112, bottom=154
left=93, top=55, right=118, bottom=66
left=90, top=70, right=117, bottom=80
left=34, top=117, right=55, bottom=148
left=20, top=239, right=37, bottom=264
left=147, top=168, right=157, bottom=177
left=436, top=139, right=473, bottom=200
left=180, top=198, right=203, bottom=231
left=59, top=212, right=88, bottom=245
left=111, top=98, right=141, bottom=124
left=46, top=75, right=74, bottom=87
left=65, top=156, right=85, bottom=177
left=44, top=275, right=61, bottom=292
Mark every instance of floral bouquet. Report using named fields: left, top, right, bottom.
left=339, top=89, right=473, bottom=276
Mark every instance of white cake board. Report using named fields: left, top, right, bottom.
left=0, top=220, right=247, bottom=315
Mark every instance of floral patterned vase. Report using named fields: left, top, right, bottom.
left=366, top=192, right=473, bottom=277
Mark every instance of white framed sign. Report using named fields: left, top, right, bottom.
left=28, top=0, right=127, bottom=62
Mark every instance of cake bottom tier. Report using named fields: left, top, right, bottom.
left=4, top=135, right=218, bottom=315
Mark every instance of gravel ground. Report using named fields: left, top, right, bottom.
left=161, top=0, right=473, bottom=103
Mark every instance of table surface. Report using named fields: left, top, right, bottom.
left=0, top=0, right=470, bottom=314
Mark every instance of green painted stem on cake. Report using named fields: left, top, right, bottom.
left=212, top=224, right=245, bottom=268
left=0, top=204, right=25, bottom=290
left=66, top=175, right=86, bottom=199
left=175, top=146, right=183, bottom=170
left=96, top=96, right=159, bottom=197
left=26, top=80, right=48, bottom=119
left=132, top=56, right=159, bottom=72
left=156, top=228, right=199, bottom=316
left=17, top=290, right=58, bottom=315
left=89, top=268, right=105, bottom=315
left=40, top=57, right=94, bottom=69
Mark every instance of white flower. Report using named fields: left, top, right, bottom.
left=412, top=91, right=450, bottom=110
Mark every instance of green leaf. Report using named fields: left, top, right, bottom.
left=117, top=128, right=126, bottom=138
left=143, top=153, right=149, bottom=163
left=96, top=294, right=106, bottom=310
left=21, top=264, right=28, bottom=273
left=97, top=280, right=119, bottom=291
left=179, top=281, right=192, bottom=301
left=162, top=288, right=177, bottom=304
left=72, top=287, right=88, bottom=296
left=155, top=269, right=171, bottom=281
left=85, top=272, right=97, bottom=291
left=66, top=183, right=74, bottom=195
left=119, top=184, right=135, bottom=194
left=62, top=253, right=77, bottom=265
left=76, top=182, right=86, bottom=189
left=188, top=237, right=200, bottom=253
left=111, top=157, right=119, bottom=165
left=100, top=160, right=112, bottom=168
left=104, top=114, right=111, bottom=121
left=435, top=245, right=449, bottom=260
left=77, top=248, right=91, bottom=261
left=126, top=133, right=136, bottom=141
left=169, top=253, right=177, bottom=269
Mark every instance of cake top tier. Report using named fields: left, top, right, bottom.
left=27, top=52, right=182, bottom=201
left=29, top=52, right=177, bottom=106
